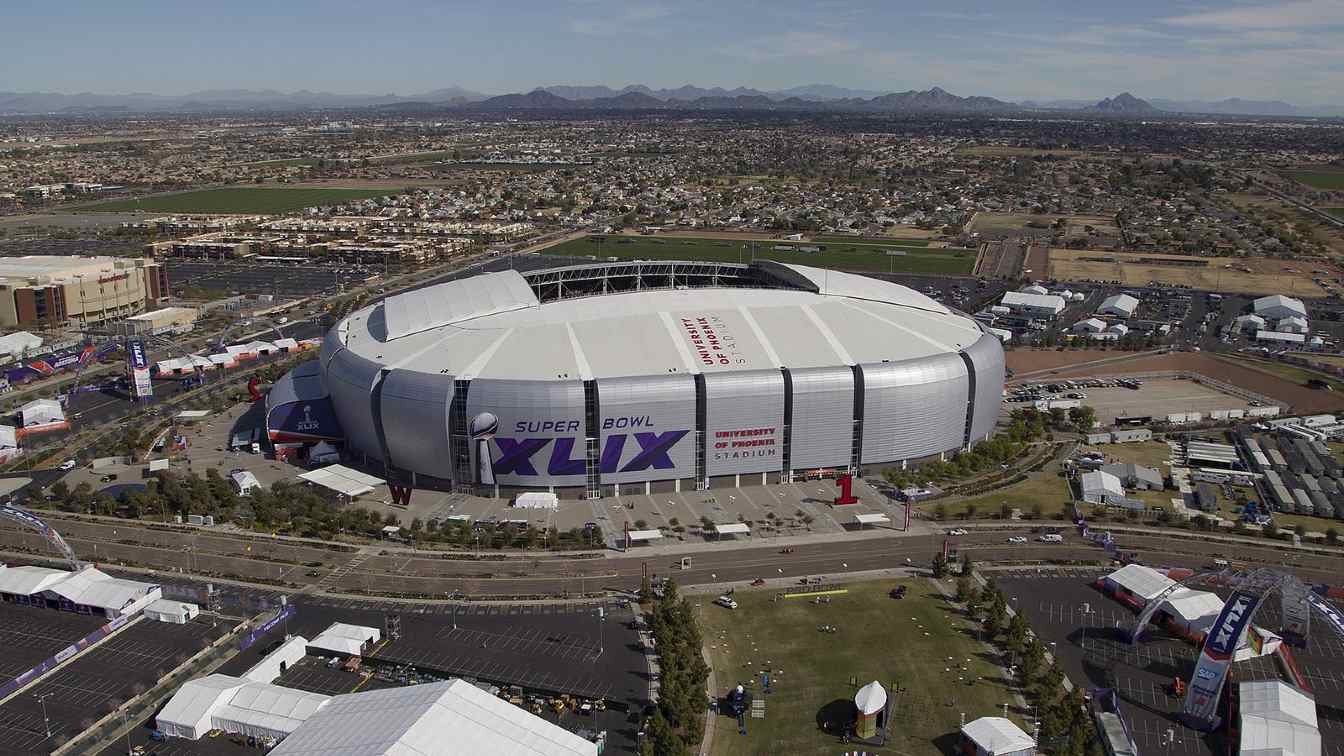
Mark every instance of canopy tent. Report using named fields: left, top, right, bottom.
left=308, top=622, right=381, bottom=657
left=854, top=513, right=890, bottom=528
left=297, top=465, right=383, bottom=498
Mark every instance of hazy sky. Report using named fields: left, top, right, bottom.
left=4, top=0, right=1342, bottom=104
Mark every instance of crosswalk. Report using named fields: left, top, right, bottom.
left=313, top=550, right=374, bottom=592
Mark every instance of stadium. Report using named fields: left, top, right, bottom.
left=268, top=260, right=1005, bottom=498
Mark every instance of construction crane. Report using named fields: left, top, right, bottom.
left=0, top=505, right=83, bottom=571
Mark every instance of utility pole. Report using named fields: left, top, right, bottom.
left=36, top=693, right=51, bottom=738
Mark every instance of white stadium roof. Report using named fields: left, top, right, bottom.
left=269, top=678, right=598, bottom=756
left=340, top=264, right=984, bottom=381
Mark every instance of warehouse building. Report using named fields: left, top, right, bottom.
left=0, top=256, right=165, bottom=328
left=300, top=261, right=1004, bottom=498
left=1253, top=295, right=1308, bottom=321
left=1001, top=291, right=1065, bottom=318
left=118, top=306, right=198, bottom=336
left=1098, top=293, right=1139, bottom=319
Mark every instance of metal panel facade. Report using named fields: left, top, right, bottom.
left=788, top=366, right=854, bottom=470
left=379, top=369, right=454, bottom=477
left=860, top=353, right=968, bottom=463
left=597, top=375, right=696, bottom=484
left=465, top=379, right=587, bottom=488
left=963, top=331, right=1006, bottom=443
left=704, top=371, right=784, bottom=476
left=324, top=349, right=384, bottom=461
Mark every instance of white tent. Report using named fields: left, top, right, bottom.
left=1239, top=680, right=1320, bottom=756
left=0, top=565, right=69, bottom=596
left=0, top=331, right=42, bottom=359
left=269, top=679, right=598, bottom=756
left=962, top=716, right=1036, bottom=756
left=309, top=623, right=381, bottom=657
left=0, top=424, right=17, bottom=450
left=298, top=465, right=383, bottom=498
left=514, top=492, right=558, bottom=510
left=1102, top=564, right=1176, bottom=602
left=712, top=522, right=751, bottom=538
left=144, top=598, right=200, bottom=625
left=1081, top=470, right=1125, bottom=504
left=156, top=674, right=331, bottom=741
left=243, top=636, right=310, bottom=684
left=19, top=398, right=64, bottom=428
left=1159, top=589, right=1225, bottom=635
left=230, top=470, right=261, bottom=496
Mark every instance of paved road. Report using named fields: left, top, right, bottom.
left=3, top=512, right=1341, bottom=600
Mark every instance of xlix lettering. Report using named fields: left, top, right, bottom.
left=491, top=431, right=689, bottom=476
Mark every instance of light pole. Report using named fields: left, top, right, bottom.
left=35, top=693, right=51, bottom=739
left=120, top=708, right=132, bottom=755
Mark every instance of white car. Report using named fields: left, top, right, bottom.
left=1038, top=534, right=1064, bottom=543
left=948, top=528, right=968, bottom=536
left=58, top=460, right=77, bottom=471
left=1007, top=536, right=1027, bottom=544
left=714, top=595, right=738, bottom=609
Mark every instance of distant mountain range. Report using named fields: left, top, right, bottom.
left=1, top=84, right=1340, bottom=118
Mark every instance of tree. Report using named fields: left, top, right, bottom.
left=961, top=553, right=975, bottom=577
left=932, top=552, right=948, bottom=578
left=1327, top=528, right=1339, bottom=546
left=956, top=574, right=977, bottom=603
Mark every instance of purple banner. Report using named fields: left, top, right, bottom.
left=0, top=613, right=128, bottom=701
left=239, top=604, right=296, bottom=651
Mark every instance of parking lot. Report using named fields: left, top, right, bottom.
left=1008, top=376, right=1256, bottom=426
left=167, top=260, right=380, bottom=297
left=0, top=611, right=226, bottom=755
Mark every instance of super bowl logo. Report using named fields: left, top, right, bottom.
left=295, top=405, right=320, bottom=432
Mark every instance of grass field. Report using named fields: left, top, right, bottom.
left=1288, top=352, right=1344, bottom=368
left=697, top=578, right=1021, bottom=756
left=544, top=236, right=976, bottom=275
left=84, top=187, right=399, bottom=214
left=813, top=235, right=931, bottom=246
left=941, top=467, right=1074, bottom=519
left=1286, top=171, right=1344, bottom=191
left=1049, top=248, right=1329, bottom=296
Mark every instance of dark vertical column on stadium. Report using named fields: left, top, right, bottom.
left=958, top=352, right=978, bottom=450
left=449, top=379, right=472, bottom=491
left=369, top=369, right=391, bottom=476
left=694, top=373, right=707, bottom=489
left=583, top=380, right=601, bottom=499
left=780, top=367, right=793, bottom=480
left=850, top=365, right=865, bottom=473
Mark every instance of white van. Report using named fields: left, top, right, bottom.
left=1038, top=534, right=1064, bottom=543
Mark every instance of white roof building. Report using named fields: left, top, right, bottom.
left=1108, top=323, right=1130, bottom=336
left=156, top=674, right=331, bottom=741
left=1081, top=470, right=1125, bottom=504
left=0, top=564, right=71, bottom=595
left=1073, top=317, right=1106, bottom=333
left=309, top=622, right=381, bottom=657
left=269, top=679, right=599, bottom=756
left=1254, top=295, right=1307, bottom=320
left=1103, top=564, right=1176, bottom=602
left=297, top=465, right=383, bottom=498
left=230, top=470, right=261, bottom=495
left=0, top=424, right=17, bottom=450
left=1021, top=284, right=1049, bottom=296
left=961, top=716, right=1035, bottom=756
left=1234, top=314, right=1267, bottom=333
left=1099, top=294, right=1139, bottom=318
left=1001, top=291, right=1066, bottom=317
left=1256, top=330, right=1305, bottom=344
left=48, top=566, right=161, bottom=614
left=1239, top=680, right=1320, bottom=756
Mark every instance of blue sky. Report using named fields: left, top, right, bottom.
left=4, top=0, right=1343, bottom=104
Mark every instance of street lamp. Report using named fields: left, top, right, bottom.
left=35, top=693, right=51, bottom=739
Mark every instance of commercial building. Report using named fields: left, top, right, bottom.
left=0, top=256, right=166, bottom=329
left=118, top=306, right=198, bottom=336
left=299, top=260, right=1005, bottom=497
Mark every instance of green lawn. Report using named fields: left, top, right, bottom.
left=813, top=236, right=932, bottom=246
left=696, top=579, right=1021, bottom=756
left=935, top=466, right=1074, bottom=520
left=1325, top=208, right=1344, bottom=220
left=1237, top=356, right=1344, bottom=392
left=544, top=236, right=976, bottom=275
left=83, top=187, right=400, bottom=214
left=1286, top=171, right=1344, bottom=190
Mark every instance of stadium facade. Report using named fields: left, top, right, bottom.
left=269, top=260, right=1004, bottom=498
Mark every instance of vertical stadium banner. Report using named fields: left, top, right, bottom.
left=466, top=380, right=588, bottom=488
left=128, top=339, right=153, bottom=400
left=1183, top=590, right=1263, bottom=728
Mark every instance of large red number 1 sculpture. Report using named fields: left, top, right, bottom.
left=833, top=474, right=858, bottom=505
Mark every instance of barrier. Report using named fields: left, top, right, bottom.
left=239, top=604, right=296, bottom=651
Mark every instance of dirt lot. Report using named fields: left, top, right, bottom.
left=1080, top=378, right=1253, bottom=425
left=1049, top=249, right=1332, bottom=296
left=1022, top=351, right=1344, bottom=413
left=1006, top=349, right=1146, bottom=375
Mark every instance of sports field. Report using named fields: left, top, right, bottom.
left=1049, top=248, right=1329, bottom=296
left=1286, top=170, right=1344, bottom=191
left=543, top=236, right=976, bottom=275
left=84, top=187, right=399, bottom=214
left=696, top=578, right=1021, bottom=756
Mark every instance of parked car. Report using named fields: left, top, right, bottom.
left=1007, top=536, right=1027, bottom=544
left=947, top=528, right=968, bottom=536
left=59, top=460, right=77, bottom=471
left=714, top=595, right=738, bottom=610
